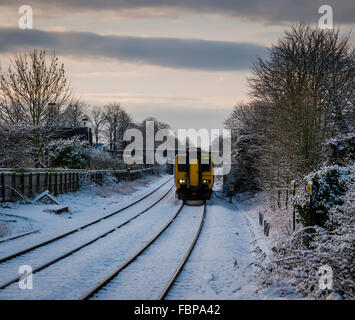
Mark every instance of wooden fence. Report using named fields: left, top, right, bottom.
left=0, top=167, right=155, bottom=202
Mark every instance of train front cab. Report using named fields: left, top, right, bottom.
left=175, top=151, right=213, bottom=202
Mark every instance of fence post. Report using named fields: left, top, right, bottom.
left=259, top=211, right=264, bottom=226
left=29, top=173, right=33, bottom=198
left=20, top=173, right=25, bottom=196
left=12, top=172, right=16, bottom=199
left=60, top=173, right=63, bottom=194
left=69, top=172, right=72, bottom=191
left=54, top=173, right=58, bottom=195
left=45, top=172, right=49, bottom=192
left=37, top=173, right=40, bottom=194
left=49, top=173, right=53, bottom=193
left=1, top=173, right=5, bottom=202
left=264, top=220, right=270, bottom=236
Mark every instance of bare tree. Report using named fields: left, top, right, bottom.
left=89, top=106, right=105, bottom=145
left=103, top=103, right=133, bottom=151
left=61, top=100, right=87, bottom=127
left=137, top=117, right=171, bottom=166
left=0, top=49, right=72, bottom=167
left=226, top=24, right=354, bottom=204
left=0, top=49, right=72, bottom=126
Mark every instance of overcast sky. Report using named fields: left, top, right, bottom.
left=0, top=0, right=354, bottom=130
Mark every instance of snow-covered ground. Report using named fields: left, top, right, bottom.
left=166, top=195, right=274, bottom=300
left=0, top=174, right=299, bottom=300
left=95, top=203, right=205, bottom=300
left=0, top=174, right=171, bottom=254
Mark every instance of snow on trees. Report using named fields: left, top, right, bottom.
left=0, top=123, right=33, bottom=167
left=294, top=165, right=352, bottom=227
left=224, top=24, right=354, bottom=299
left=0, top=49, right=72, bottom=167
left=225, top=24, right=354, bottom=200
left=271, top=164, right=354, bottom=299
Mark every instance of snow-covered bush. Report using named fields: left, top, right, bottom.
left=87, top=149, right=118, bottom=170
left=327, top=133, right=354, bottom=166
left=48, top=137, right=89, bottom=169
left=270, top=164, right=354, bottom=299
left=0, top=123, right=33, bottom=167
left=294, top=165, right=351, bottom=228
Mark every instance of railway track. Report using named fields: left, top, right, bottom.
left=81, top=202, right=206, bottom=300
left=159, top=203, right=206, bottom=300
left=0, top=180, right=174, bottom=290
left=0, top=177, right=172, bottom=264
left=0, top=230, right=40, bottom=245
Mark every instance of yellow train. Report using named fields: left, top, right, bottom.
left=175, top=148, right=213, bottom=202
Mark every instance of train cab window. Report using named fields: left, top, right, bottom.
left=200, top=156, right=211, bottom=172
left=177, top=156, right=187, bottom=172
left=178, top=164, right=188, bottom=171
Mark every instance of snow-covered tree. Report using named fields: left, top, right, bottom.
left=226, top=24, right=354, bottom=203
left=271, top=164, right=354, bottom=299
left=0, top=49, right=72, bottom=126
left=294, top=165, right=351, bottom=227
left=224, top=102, right=265, bottom=192
left=0, top=49, right=72, bottom=167
left=47, top=137, right=89, bottom=169
left=0, top=123, right=33, bottom=167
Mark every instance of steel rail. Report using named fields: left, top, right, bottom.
left=0, top=177, right=172, bottom=264
left=81, top=202, right=186, bottom=300
left=0, top=230, right=40, bottom=245
left=0, top=184, right=174, bottom=291
left=158, top=203, right=206, bottom=300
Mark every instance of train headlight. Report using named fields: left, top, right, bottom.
left=179, top=179, right=186, bottom=184
left=202, top=179, right=210, bottom=184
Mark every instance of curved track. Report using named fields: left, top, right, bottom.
left=158, top=203, right=206, bottom=300
left=81, top=202, right=206, bottom=300
left=0, top=177, right=172, bottom=264
left=0, top=180, right=173, bottom=290
left=0, top=230, right=40, bottom=245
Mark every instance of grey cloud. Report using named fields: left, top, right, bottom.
left=2, top=0, right=354, bottom=24
left=0, top=28, right=267, bottom=71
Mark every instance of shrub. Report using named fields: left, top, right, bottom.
left=87, top=149, right=118, bottom=170
left=327, top=133, right=355, bottom=166
left=271, top=166, right=354, bottom=299
left=294, top=165, right=351, bottom=228
left=48, top=138, right=90, bottom=169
